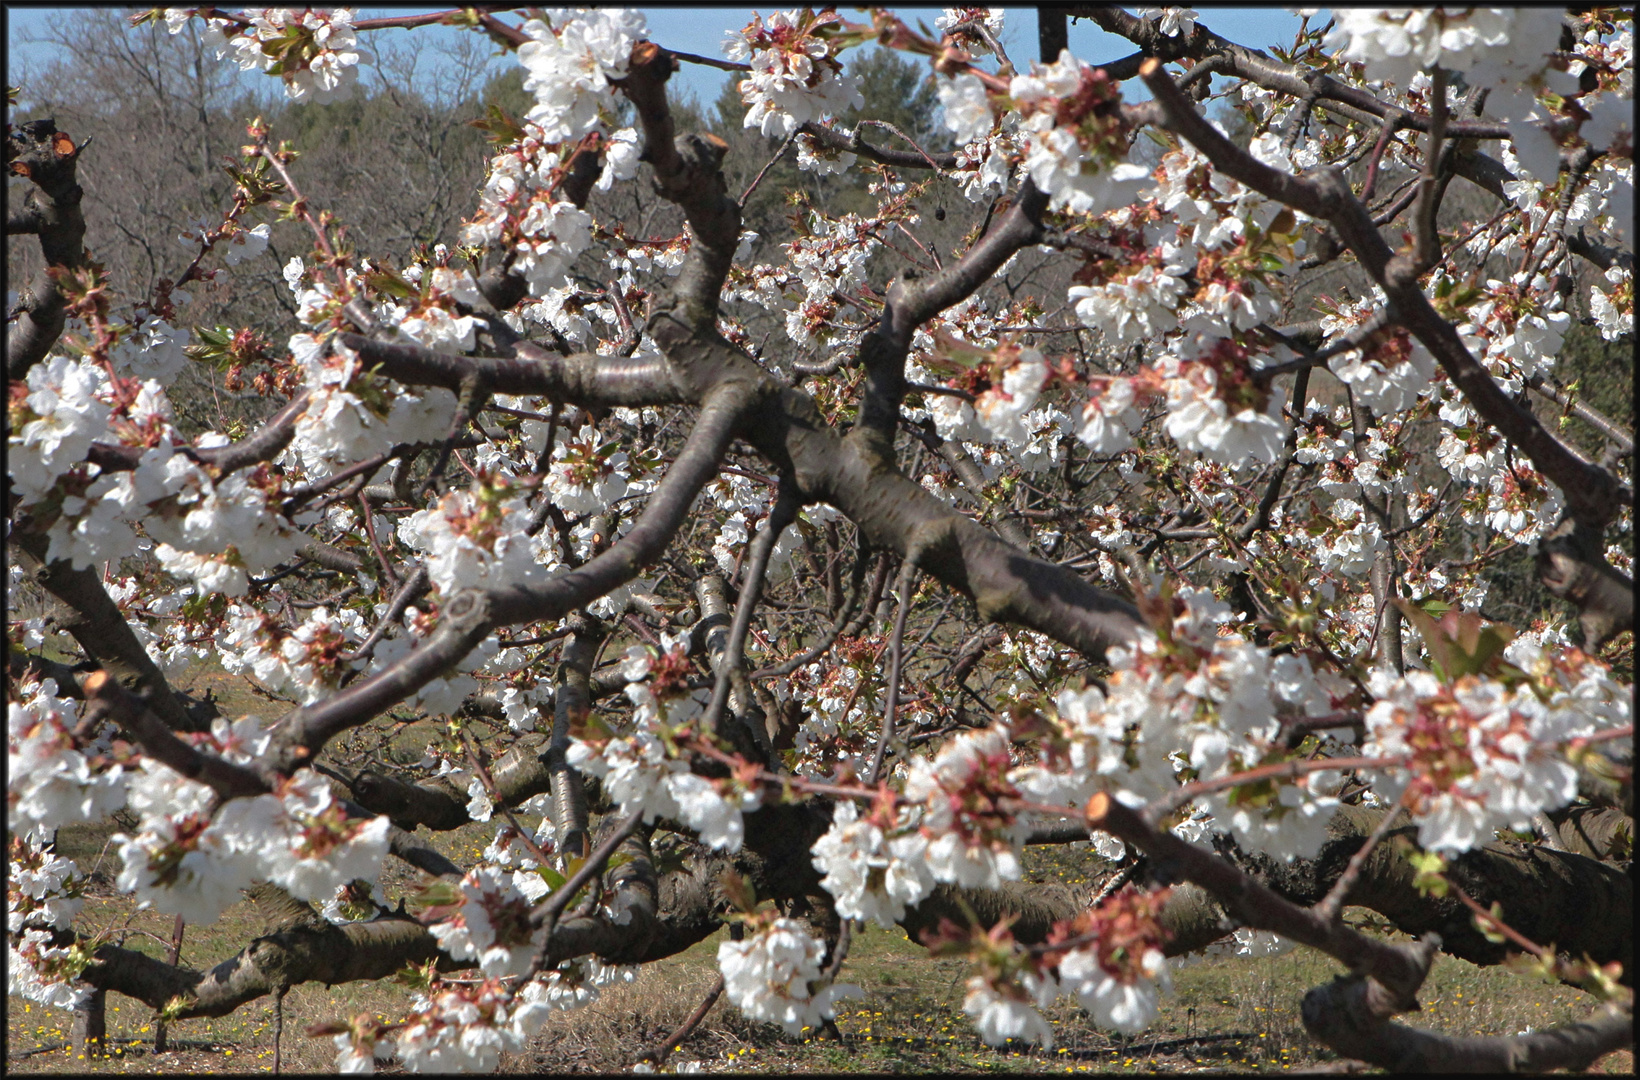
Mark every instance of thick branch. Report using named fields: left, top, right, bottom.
left=621, top=43, right=743, bottom=330
left=12, top=525, right=202, bottom=732
left=266, top=382, right=757, bottom=770
left=81, top=671, right=269, bottom=799
left=6, top=119, right=88, bottom=379
left=853, top=182, right=1049, bottom=456
left=82, top=913, right=458, bottom=1020
left=84, top=392, right=309, bottom=478
left=336, top=333, right=685, bottom=406
left=1301, top=988, right=1631, bottom=1073
left=1224, top=805, right=1632, bottom=978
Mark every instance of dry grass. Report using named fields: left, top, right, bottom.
left=12, top=846, right=1629, bottom=1076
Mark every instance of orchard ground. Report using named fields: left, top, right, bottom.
left=7, top=664, right=1632, bottom=1076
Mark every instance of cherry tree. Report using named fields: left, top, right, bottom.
left=7, top=5, right=1634, bottom=1073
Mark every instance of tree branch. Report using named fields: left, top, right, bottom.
left=5, top=119, right=89, bottom=379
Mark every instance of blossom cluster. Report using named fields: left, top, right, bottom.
left=188, top=7, right=369, bottom=103
left=567, top=634, right=761, bottom=850
left=717, top=915, right=863, bottom=1035
left=725, top=9, right=864, bottom=139
left=1010, top=51, right=1150, bottom=216
left=7, top=677, right=126, bottom=843
left=114, top=761, right=390, bottom=924
left=1362, top=638, right=1630, bottom=854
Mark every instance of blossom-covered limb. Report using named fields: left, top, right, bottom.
left=268, top=586, right=497, bottom=773
left=273, top=383, right=751, bottom=770
left=488, top=380, right=758, bottom=626
left=473, top=139, right=602, bottom=319
left=81, top=392, right=311, bottom=481
left=1077, top=6, right=1517, bottom=141
left=81, top=671, right=268, bottom=800
left=1089, top=791, right=1440, bottom=1006
left=5, top=119, right=88, bottom=379
left=1137, top=58, right=1631, bottom=533
left=852, top=181, right=1048, bottom=455
left=635, top=327, right=1144, bottom=656
left=1211, top=360, right=1316, bottom=545
left=12, top=526, right=205, bottom=732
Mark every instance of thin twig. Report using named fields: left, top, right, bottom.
left=636, top=974, right=726, bottom=1066
left=1315, top=790, right=1409, bottom=924
left=740, top=131, right=798, bottom=208
left=866, top=557, right=918, bottom=786
left=702, top=478, right=802, bottom=742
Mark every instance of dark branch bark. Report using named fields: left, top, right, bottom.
left=6, top=119, right=89, bottom=379
left=1077, top=8, right=1514, bottom=140
left=336, top=333, right=686, bottom=407
left=621, top=42, right=743, bottom=331
left=85, top=393, right=309, bottom=478
left=264, top=380, right=758, bottom=771
left=1302, top=984, right=1631, bottom=1073
left=12, top=525, right=203, bottom=732
left=81, top=671, right=270, bottom=799
left=1090, top=792, right=1635, bottom=1072
left=550, top=616, right=600, bottom=861
left=1223, top=805, right=1632, bottom=978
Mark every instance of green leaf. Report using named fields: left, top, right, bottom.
left=364, top=267, right=418, bottom=300
left=409, top=879, right=461, bottom=910
left=920, top=329, right=993, bottom=376
left=536, top=865, right=566, bottom=891
left=392, top=957, right=440, bottom=993
left=1407, top=848, right=1448, bottom=898
left=468, top=103, right=526, bottom=146
left=1475, top=902, right=1509, bottom=944
left=1394, top=598, right=1516, bottom=683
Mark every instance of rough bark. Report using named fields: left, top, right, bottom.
left=5, top=118, right=89, bottom=379
left=1225, top=805, right=1632, bottom=980
left=13, top=526, right=203, bottom=733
